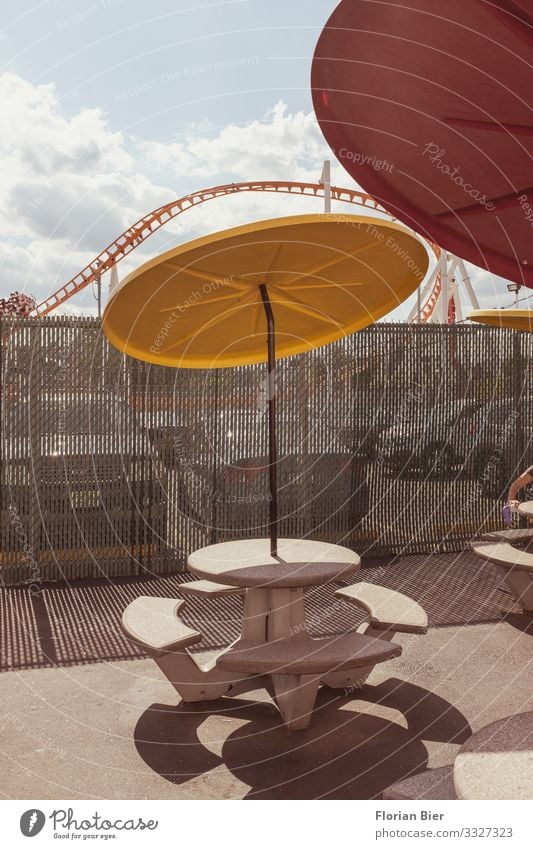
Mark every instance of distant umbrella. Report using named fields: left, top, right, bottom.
left=468, top=309, right=533, bottom=331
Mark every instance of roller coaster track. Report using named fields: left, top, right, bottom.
left=420, top=272, right=443, bottom=323
left=32, top=179, right=441, bottom=318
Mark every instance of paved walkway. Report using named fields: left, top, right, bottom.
left=0, top=551, right=531, bottom=799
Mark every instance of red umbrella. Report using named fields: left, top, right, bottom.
left=312, top=0, right=533, bottom=286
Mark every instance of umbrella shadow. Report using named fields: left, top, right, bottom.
left=134, top=677, right=471, bottom=799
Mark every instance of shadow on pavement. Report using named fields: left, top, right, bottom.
left=134, top=678, right=471, bottom=800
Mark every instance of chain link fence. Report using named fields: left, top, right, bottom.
left=1, top=316, right=532, bottom=585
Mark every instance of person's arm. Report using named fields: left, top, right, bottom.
left=507, top=467, right=533, bottom=506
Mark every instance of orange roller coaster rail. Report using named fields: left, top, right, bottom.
left=32, top=179, right=440, bottom=319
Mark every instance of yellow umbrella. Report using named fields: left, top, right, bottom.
left=103, top=213, right=429, bottom=554
left=104, top=213, right=428, bottom=369
left=468, top=309, right=533, bottom=332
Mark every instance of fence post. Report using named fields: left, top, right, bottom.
left=513, top=331, right=525, bottom=476
left=28, top=319, right=43, bottom=583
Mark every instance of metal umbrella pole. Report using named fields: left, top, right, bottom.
left=259, top=284, right=278, bottom=557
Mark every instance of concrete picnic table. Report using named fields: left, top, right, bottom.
left=454, top=711, right=533, bottom=800
left=188, top=537, right=360, bottom=642
left=518, top=501, right=533, bottom=520
left=187, top=538, right=401, bottom=729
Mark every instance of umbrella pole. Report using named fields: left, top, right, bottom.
left=259, top=284, right=278, bottom=558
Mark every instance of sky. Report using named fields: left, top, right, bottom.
left=0, top=0, right=527, bottom=318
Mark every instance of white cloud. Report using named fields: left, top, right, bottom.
left=0, top=73, right=172, bottom=257
left=0, top=72, right=517, bottom=316
left=139, top=102, right=329, bottom=181
left=0, top=74, right=132, bottom=181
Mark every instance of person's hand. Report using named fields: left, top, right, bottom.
left=508, top=499, right=520, bottom=512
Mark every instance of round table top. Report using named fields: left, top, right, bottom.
left=454, top=711, right=533, bottom=800
left=518, top=501, right=533, bottom=519
left=188, top=538, right=360, bottom=588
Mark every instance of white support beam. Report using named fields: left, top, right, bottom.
left=456, top=258, right=480, bottom=311
left=320, top=160, right=331, bottom=213
left=409, top=252, right=480, bottom=325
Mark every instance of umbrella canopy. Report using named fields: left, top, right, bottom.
left=468, top=309, right=533, bottom=331
left=103, top=213, right=429, bottom=368
left=312, top=0, right=533, bottom=287
left=103, top=212, right=428, bottom=556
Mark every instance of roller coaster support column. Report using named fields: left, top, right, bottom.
left=320, top=160, right=331, bottom=213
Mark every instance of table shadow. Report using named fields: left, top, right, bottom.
left=134, top=677, right=471, bottom=799
left=502, top=612, right=533, bottom=634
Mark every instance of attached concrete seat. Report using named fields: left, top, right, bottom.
left=383, top=766, right=457, bottom=800
left=218, top=632, right=401, bottom=730
left=218, top=632, right=401, bottom=675
left=179, top=580, right=245, bottom=599
left=480, top=528, right=533, bottom=548
left=121, top=597, right=244, bottom=702
left=336, top=581, right=428, bottom=636
left=384, top=711, right=533, bottom=799
left=453, top=710, right=533, bottom=799
left=471, top=542, right=533, bottom=612
left=322, top=582, right=427, bottom=691
left=122, top=596, right=202, bottom=653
